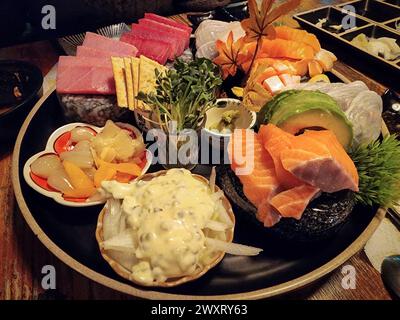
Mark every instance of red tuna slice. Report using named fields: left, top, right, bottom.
left=130, top=24, right=181, bottom=59
left=83, top=32, right=138, bottom=56
left=58, top=56, right=111, bottom=68
left=76, top=46, right=134, bottom=58
left=120, top=34, right=169, bottom=65
left=56, top=65, right=115, bottom=95
left=144, top=13, right=192, bottom=35
left=138, top=18, right=189, bottom=49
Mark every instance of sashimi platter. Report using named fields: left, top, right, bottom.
left=12, top=0, right=400, bottom=299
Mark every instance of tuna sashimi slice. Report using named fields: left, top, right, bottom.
left=120, top=34, right=169, bottom=65
left=76, top=46, right=134, bottom=59
left=83, top=32, right=138, bottom=56
left=144, top=13, right=192, bottom=35
left=56, top=65, right=115, bottom=95
left=269, top=185, right=320, bottom=220
left=58, top=56, right=111, bottom=68
left=138, top=18, right=189, bottom=48
left=130, top=24, right=182, bottom=58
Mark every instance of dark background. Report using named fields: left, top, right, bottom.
left=0, top=0, right=232, bottom=48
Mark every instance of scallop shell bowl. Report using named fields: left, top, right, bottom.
left=95, top=170, right=236, bottom=287
left=203, top=98, right=257, bottom=150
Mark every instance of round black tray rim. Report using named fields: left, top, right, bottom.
left=11, top=86, right=386, bottom=300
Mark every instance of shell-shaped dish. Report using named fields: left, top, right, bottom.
left=95, top=170, right=236, bottom=287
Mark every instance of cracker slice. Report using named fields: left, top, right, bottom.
left=138, top=55, right=166, bottom=111
left=123, top=57, right=134, bottom=110
left=131, top=57, right=140, bottom=110
left=111, top=57, right=128, bottom=108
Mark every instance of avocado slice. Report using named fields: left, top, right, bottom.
left=260, top=90, right=354, bottom=149
left=257, top=90, right=299, bottom=125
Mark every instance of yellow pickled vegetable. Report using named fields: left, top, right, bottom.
left=94, top=165, right=117, bottom=188
left=63, top=187, right=97, bottom=198
left=95, top=157, right=142, bottom=176
left=63, top=160, right=96, bottom=197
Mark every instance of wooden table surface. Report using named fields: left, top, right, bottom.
left=0, top=1, right=394, bottom=300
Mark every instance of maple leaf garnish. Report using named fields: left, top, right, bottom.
left=240, top=0, right=301, bottom=73
left=213, top=31, right=247, bottom=79
left=241, top=0, right=301, bottom=43
left=243, top=64, right=273, bottom=112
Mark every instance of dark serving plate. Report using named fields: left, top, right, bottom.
left=294, top=1, right=400, bottom=91
left=0, top=60, right=43, bottom=147
left=12, top=87, right=385, bottom=299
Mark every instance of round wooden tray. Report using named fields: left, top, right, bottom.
left=12, top=86, right=386, bottom=299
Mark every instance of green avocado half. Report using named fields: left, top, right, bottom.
left=258, top=90, right=354, bottom=150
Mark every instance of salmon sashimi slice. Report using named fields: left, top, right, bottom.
left=228, top=129, right=280, bottom=224
left=259, top=198, right=281, bottom=227
left=264, top=136, right=305, bottom=189
left=269, top=185, right=321, bottom=220
left=302, top=130, right=359, bottom=190
left=259, top=124, right=304, bottom=189
left=273, top=26, right=321, bottom=53
left=280, top=131, right=359, bottom=192
left=229, top=129, right=274, bottom=174
left=259, top=39, right=315, bottom=60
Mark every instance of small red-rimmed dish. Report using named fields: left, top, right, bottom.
left=23, top=122, right=152, bottom=207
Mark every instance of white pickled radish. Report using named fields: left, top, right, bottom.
left=103, top=199, right=123, bottom=239
left=205, top=237, right=263, bottom=256
left=31, top=154, right=63, bottom=179
left=60, top=141, right=94, bottom=169
left=47, top=168, right=73, bottom=193
left=70, top=127, right=95, bottom=143
left=73, top=140, right=91, bottom=151
left=60, top=152, right=94, bottom=169
left=101, top=229, right=135, bottom=251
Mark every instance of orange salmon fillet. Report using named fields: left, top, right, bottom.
left=259, top=39, right=315, bottom=60
left=229, top=129, right=280, bottom=224
left=269, top=185, right=320, bottom=220
left=274, top=26, right=321, bottom=53
left=259, top=124, right=304, bottom=189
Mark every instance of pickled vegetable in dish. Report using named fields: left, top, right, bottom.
left=351, top=34, right=400, bottom=61
left=99, top=169, right=262, bottom=286
left=29, top=120, right=147, bottom=201
left=209, top=110, right=241, bottom=133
